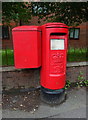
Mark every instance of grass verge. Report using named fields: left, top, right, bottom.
left=67, top=48, right=88, bottom=62
left=0, top=49, right=14, bottom=66
left=0, top=48, right=88, bottom=66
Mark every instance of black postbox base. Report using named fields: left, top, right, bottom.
left=40, top=86, right=66, bottom=105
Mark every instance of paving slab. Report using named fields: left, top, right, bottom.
left=50, top=107, right=86, bottom=118
left=2, top=87, right=87, bottom=119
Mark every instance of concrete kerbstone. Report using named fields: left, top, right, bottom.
left=0, top=62, right=88, bottom=72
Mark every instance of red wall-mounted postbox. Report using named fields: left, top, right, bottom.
left=40, top=23, right=68, bottom=90
left=12, top=26, right=41, bottom=68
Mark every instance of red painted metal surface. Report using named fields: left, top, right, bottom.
left=40, top=23, right=68, bottom=90
left=12, top=26, right=41, bottom=68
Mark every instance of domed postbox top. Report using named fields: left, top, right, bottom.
left=41, top=22, right=68, bottom=28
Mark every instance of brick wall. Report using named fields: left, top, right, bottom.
left=2, top=22, right=18, bottom=49
left=2, top=19, right=88, bottom=49
left=69, top=22, right=88, bottom=48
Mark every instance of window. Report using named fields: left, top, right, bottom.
left=69, top=28, right=80, bottom=39
left=2, top=25, right=9, bottom=39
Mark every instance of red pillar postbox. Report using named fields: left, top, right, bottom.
left=12, top=26, right=41, bottom=68
left=12, top=23, right=68, bottom=104
left=40, top=23, right=68, bottom=103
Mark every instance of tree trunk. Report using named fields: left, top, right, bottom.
left=19, top=20, right=22, bottom=26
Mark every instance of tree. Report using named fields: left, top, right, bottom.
left=32, top=2, right=88, bottom=26
left=2, top=2, right=32, bottom=25
left=2, top=2, right=88, bottom=26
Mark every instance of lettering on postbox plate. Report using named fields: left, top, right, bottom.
left=50, top=38, right=65, bottom=74
left=50, top=52, right=64, bottom=74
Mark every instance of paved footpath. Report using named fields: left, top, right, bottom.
left=1, top=62, right=88, bottom=119
left=2, top=87, right=87, bottom=119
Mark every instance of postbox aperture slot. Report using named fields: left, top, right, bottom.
left=50, top=33, right=66, bottom=36
left=50, top=39, right=65, bottom=50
